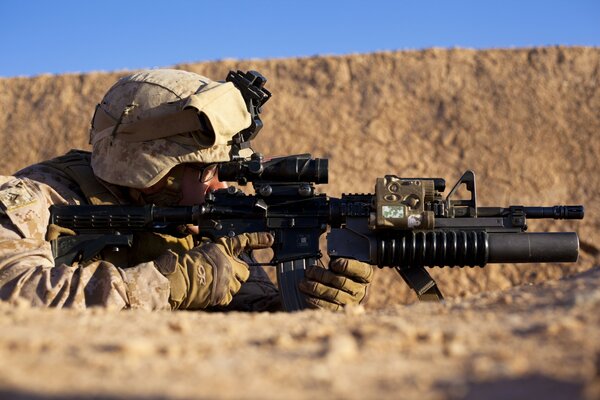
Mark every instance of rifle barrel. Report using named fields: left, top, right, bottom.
left=477, top=205, right=584, bottom=219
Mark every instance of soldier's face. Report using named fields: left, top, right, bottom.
left=178, top=164, right=227, bottom=206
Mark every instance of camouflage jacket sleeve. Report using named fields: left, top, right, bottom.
left=0, top=175, right=170, bottom=310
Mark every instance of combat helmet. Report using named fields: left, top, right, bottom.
left=89, top=69, right=252, bottom=189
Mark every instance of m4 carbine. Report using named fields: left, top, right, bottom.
left=49, top=153, right=584, bottom=311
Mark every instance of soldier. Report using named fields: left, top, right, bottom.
left=0, top=69, right=373, bottom=311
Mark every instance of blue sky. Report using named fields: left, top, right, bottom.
left=1, top=0, right=598, bottom=77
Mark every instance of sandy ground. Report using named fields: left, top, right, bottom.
left=0, top=47, right=599, bottom=398
left=0, top=267, right=598, bottom=399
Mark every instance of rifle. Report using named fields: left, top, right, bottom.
left=49, top=153, right=584, bottom=311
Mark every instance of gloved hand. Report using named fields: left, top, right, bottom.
left=299, top=258, right=374, bottom=311
left=154, top=232, right=274, bottom=310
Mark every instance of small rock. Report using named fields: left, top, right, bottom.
left=326, top=333, right=359, bottom=362
left=167, top=319, right=189, bottom=334
left=98, top=339, right=156, bottom=357
left=274, top=333, right=295, bottom=349
left=444, top=340, right=467, bottom=357
left=344, top=304, right=366, bottom=316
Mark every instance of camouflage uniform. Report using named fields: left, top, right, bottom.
left=0, top=167, right=165, bottom=309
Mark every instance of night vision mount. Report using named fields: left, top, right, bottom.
left=226, top=70, right=272, bottom=158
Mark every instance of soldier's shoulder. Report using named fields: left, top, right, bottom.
left=16, top=156, right=88, bottom=205
left=17, top=161, right=82, bottom=195
left=0, top=176, right=50, bottom=239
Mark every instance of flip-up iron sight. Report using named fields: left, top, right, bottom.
left=226, top=70, right=272, bottom=157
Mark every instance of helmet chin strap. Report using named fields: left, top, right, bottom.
left=128, top=165, right=185, bottom=206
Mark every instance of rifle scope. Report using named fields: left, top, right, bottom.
left=218, top=154, right=328, bottom=184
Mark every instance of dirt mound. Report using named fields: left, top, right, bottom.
left=1, top=47, right=598, bottom=307
left=1, top=267, right=599, bottom=399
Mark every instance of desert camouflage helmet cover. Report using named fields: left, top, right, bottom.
left=90, top=69, right=251, bottom=188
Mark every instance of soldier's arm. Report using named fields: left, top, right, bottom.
left=0, top=176, right=171, bottom=310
